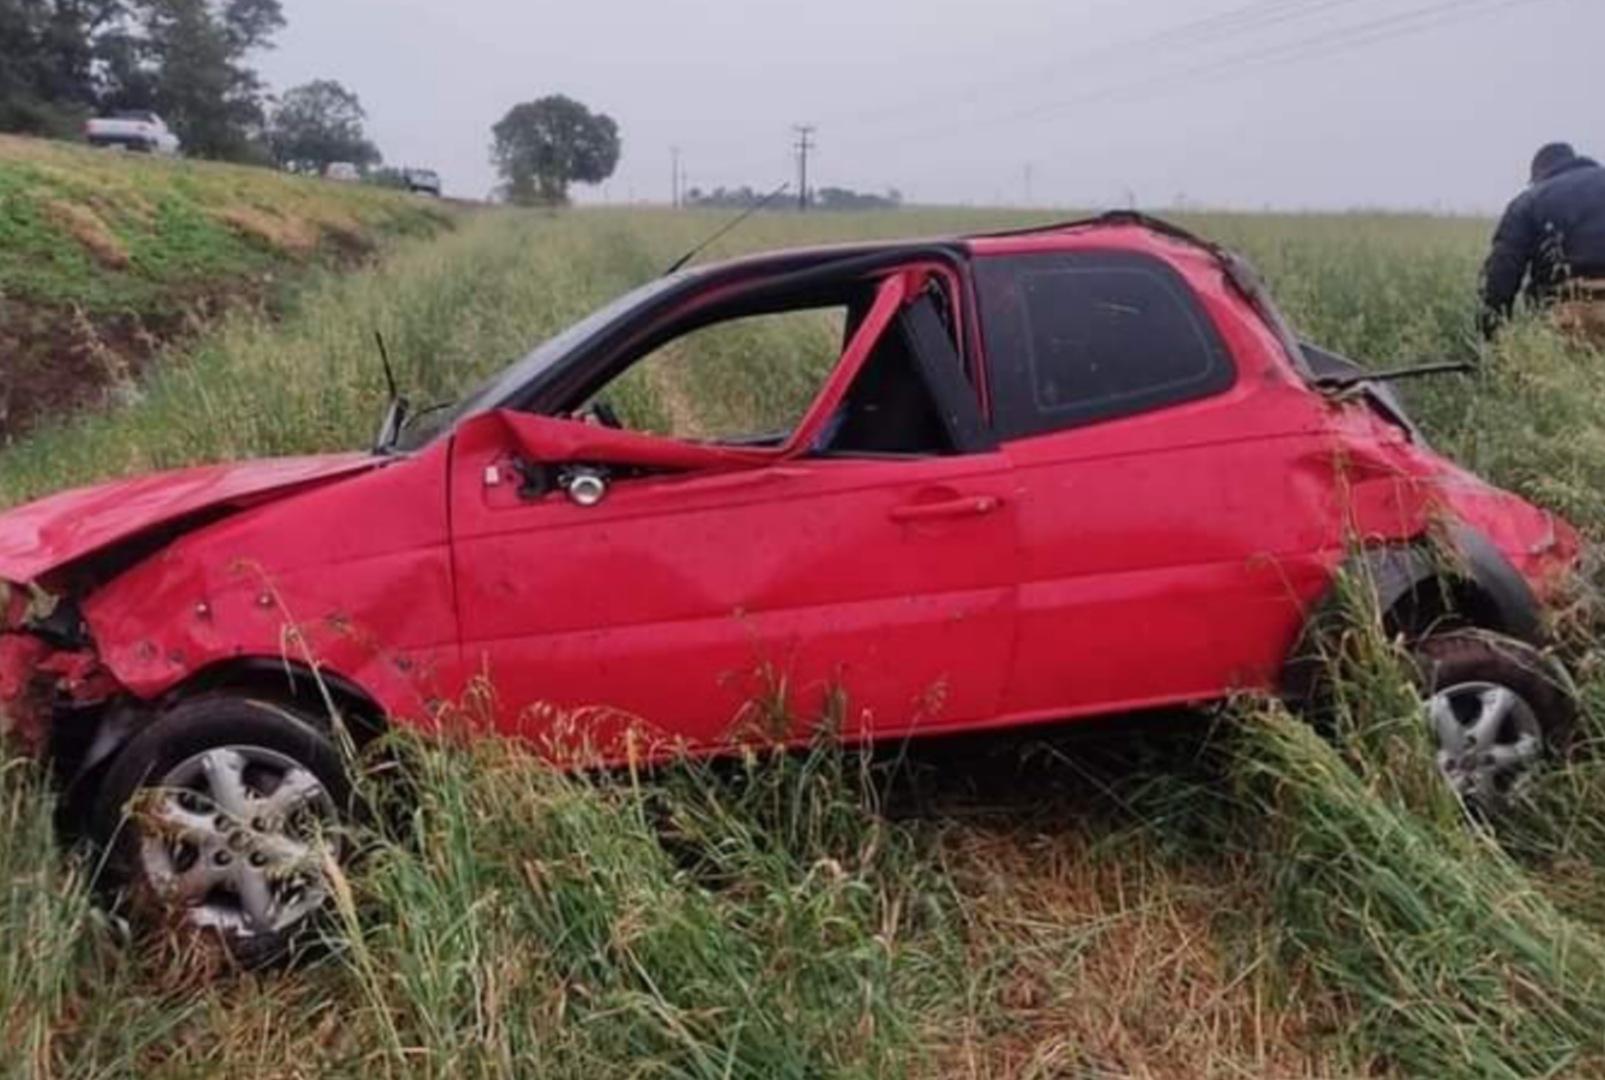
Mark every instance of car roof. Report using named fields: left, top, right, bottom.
left=682, top=211, right=1220, bottom=282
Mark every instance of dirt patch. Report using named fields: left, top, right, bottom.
left=0, top=245, right=383, bottom=444
left=0, top=296, right=192, bottom=441
left=41, top=199, right=130, bottom=269
left=319, top=221, right=376, bottom=263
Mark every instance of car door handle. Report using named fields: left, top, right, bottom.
left=889, top=495, right=1002, bottom=522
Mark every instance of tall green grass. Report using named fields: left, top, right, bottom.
left=3, top=204, right=1605, bottom=1077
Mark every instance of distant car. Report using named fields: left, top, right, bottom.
left=405, top=168, right=443, bottom=197
left=84, top=111, right=181, bottom=155
left=0, top=212, right=1584, bottom=963
left=325, top=162, right=361, bottom=183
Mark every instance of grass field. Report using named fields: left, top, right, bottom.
left=5, top=191, right=1605, bottom=1077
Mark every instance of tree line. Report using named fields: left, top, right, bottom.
left=1, top=0, right=284, bottom=160
left=1, top=0, right=380, bottom=172
left=3, top=3, right=630, bottom=204
left=687, top=185, right=903, bottom=211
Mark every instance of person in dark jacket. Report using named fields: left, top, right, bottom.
left=1481, top=142, right=1605, bottom=341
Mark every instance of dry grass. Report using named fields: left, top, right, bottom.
left=212, top=205, right=324, bottom=256
left=932, top=828, right=1348, bottom=1079
left=39, top=198, right=128, bottom=269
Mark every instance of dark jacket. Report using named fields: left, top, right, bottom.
left=1481, top=157, right=1605, bottom=331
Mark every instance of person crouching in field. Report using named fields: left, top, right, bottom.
left=1481, top=142, right=1605, bottom=345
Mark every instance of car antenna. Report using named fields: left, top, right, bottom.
left=371, top=330, right=414, bottom=453
left=663, top=181, right=790, bottom=275
left=374, top=330, right=399, bottom=402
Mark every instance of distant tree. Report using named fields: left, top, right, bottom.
left=267, top=79, right=380, bottom=174
left=0, top=0, right=54, bottom=132
left=100, top=0, right=285, bottom=161
left=0, top=0, right=283, bottom=161
left=685, top=185, right=764, bottom=209
left=815, top=186, right=903, bottom=211
left=686, top=184, right=900, bottom=212
left=491, top=94, right=619, bottom=206
left=0, top=0, right=126, bottom=135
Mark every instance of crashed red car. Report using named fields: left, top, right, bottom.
left=0, top=213, right=1581, bottom=958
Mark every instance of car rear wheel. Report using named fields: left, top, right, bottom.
left=90, top=696, right=354, bottom=967
left=1411, top=631, right=1576, bottom=815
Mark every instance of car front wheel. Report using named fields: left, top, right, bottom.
left=1412, top=631, right=1576, bottom=815
left=91, top=696, right=354, bottom=966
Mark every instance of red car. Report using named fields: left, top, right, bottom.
left=0, top=213, right=1581, bottom=957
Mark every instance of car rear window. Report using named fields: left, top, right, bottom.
left=975, top=250, right=1234, bottom=438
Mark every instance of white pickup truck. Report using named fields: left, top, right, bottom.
left=84, top=111, right=182, bottom=155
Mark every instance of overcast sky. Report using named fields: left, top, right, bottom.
left=256, top=0, right=1600, bottom=212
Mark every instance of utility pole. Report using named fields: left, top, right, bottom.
left=792, top=125, right=816, bottom=212
left=671, top=146, right=681, bottom=208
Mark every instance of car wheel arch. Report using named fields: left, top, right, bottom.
left=62, top=657, right=387, bottom=803
left=1280, top=526, right=1546, bottom=707
left=164, top=658, right=389, bottom=742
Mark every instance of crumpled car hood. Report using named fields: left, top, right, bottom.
left=0, top=453, right=379, bottom=584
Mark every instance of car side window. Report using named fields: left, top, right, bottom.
left=975, top=251, right=1234, bottom=439
left=583, top=304, right=847, bottom=447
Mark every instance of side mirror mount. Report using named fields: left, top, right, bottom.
left=560, top=466, right=609, bottom=507
left=504, top=458, right=608, bottom=506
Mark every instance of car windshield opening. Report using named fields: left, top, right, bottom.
left=394, top=272, right=695, bottom=450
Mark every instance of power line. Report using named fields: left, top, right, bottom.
left=825, top=0, right=1382, bottom=132
left=835, top=0, right=1559, bottom=156
left=1019, top=0, right=1547, bottom=126
left=668, top=0, right=1560, bottom=192
left=671, top=0, right=1379, bottom=180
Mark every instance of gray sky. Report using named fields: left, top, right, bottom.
left=257, top=0, right=1601, bottom=212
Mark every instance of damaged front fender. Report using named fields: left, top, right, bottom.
left=0, top=443, right=456, bottom=761
left=72, top=438, right=461, bottom=729
left=0, top=584, right=120, bottom=754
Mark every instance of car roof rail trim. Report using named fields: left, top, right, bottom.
left=962, top=209, right=1216, bottom=248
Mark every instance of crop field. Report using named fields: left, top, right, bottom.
left=7, top=173, right=1605, bottom=1077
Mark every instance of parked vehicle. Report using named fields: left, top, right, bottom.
left=83, top=111, right=181, bottom=155
left=325, top=162, right=361, bottom=182
left=0, top=213, right=1582, bottom=960
left=405, top=168, right=443, bottom=196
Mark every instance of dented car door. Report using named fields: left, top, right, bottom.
left=446, top=271, right=1018, bottom=758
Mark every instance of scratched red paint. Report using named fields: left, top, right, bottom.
left=0, top=218, right=1581, bottom=766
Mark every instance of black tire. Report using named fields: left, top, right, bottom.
left=90, top=695, right=354, bottom=968
left=1411, top=631, right=1577, bottom=811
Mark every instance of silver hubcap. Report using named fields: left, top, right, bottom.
left=137, top=746, right=336, bottom=937
left=1426, top=681, right=1544, bottom=808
